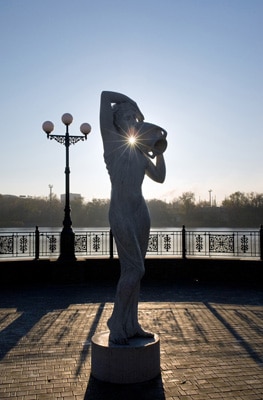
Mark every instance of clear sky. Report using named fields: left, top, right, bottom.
left=1, top=0, right=262, bottom=205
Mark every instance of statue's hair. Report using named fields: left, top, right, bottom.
left=112, top=102, right=138, bottom=127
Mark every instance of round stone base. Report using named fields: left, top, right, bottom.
left=91, top=331, right=160, bottom=384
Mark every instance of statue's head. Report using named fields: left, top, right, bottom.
left=112, top=102, right=139, bottom=134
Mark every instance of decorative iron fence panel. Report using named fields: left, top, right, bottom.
left=185, top=230, right=260, bottom=258
left=147, top=231, right=182, bottom=256
left=74, top=231, right=114, bottom=256
left=39, top=231, right=60, bottom=257
left=0, top=232, right=35, bottom=257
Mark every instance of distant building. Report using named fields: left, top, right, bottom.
left=60, top=193, right=82, bottom=202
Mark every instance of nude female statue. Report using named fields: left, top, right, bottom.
left=100, top=91, right=167, bottom=344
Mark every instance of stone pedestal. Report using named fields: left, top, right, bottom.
left=91, top=331, right=160, bottom=384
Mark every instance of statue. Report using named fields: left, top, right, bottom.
left=100, top=91, right=167, bottom=345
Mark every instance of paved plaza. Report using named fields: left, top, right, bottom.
left=0, top=280, right=262, bottom=399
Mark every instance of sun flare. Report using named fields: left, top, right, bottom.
left=128, top=136, right=136, bottom=145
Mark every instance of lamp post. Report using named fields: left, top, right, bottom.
left=42, top=113, right=91, bottom=262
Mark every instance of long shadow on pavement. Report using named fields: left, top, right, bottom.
left=0, top=283, right=114, bottom=360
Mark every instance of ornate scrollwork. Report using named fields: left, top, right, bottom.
left=93, top=234, right=101, bottom=252
left=195, top=234, right=203, bottom=252
left=240, top=235, right=249, bottom=253
left=163, top=234, right=171, bottom=252
left=0, top=236, right=13, bottom=254
left=50, top=135, right=85, bottom=146
left=19, top=236, right=28, bottom=253
left=69, top=136, right=86, bottom=145
left=75, top=235, right=87, bottom=252
left=209, top=234, right=234, bottom=253
left=47, top=235, right=57, bottom=253
left=147, top=234, right=158, bottom=252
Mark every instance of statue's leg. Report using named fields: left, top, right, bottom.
left=107, top=262, right=144, bottom=344
left=125, top=281, right=154, bottom=339
left=108, top=203, right=151, bottom=343
left=127, top=222, right=153, bottom=338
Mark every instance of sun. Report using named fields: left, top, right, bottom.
left=128, top=135, right=136, bottom=145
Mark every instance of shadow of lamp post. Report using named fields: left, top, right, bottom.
left=42, top=113, right=91, bottom=262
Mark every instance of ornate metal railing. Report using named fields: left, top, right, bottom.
left=0, top=231, right=36, bottom=258
left=147, top=231, right=182, bottom=256
left=0, top=226, right=262, bottom=260
left=185, top=230, right=261, bottom=258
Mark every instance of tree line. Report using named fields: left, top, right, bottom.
left=0, top=191, right=263, bottom=228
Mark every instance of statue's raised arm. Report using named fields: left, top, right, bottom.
left=100, top=91, right=144, bottom=137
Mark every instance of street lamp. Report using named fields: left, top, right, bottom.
left=42, top=113, right=91, bottom=262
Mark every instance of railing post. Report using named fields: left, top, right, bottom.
left=109, top=229, right=114, bottom=259
left=35, top=226, right=40, bottom=260
left=182, top=225, right=186, bottom=259
left=260, top=225, right=263, bottom=261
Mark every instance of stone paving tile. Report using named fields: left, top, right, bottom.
left=0, top=282, right=262, bottom=399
